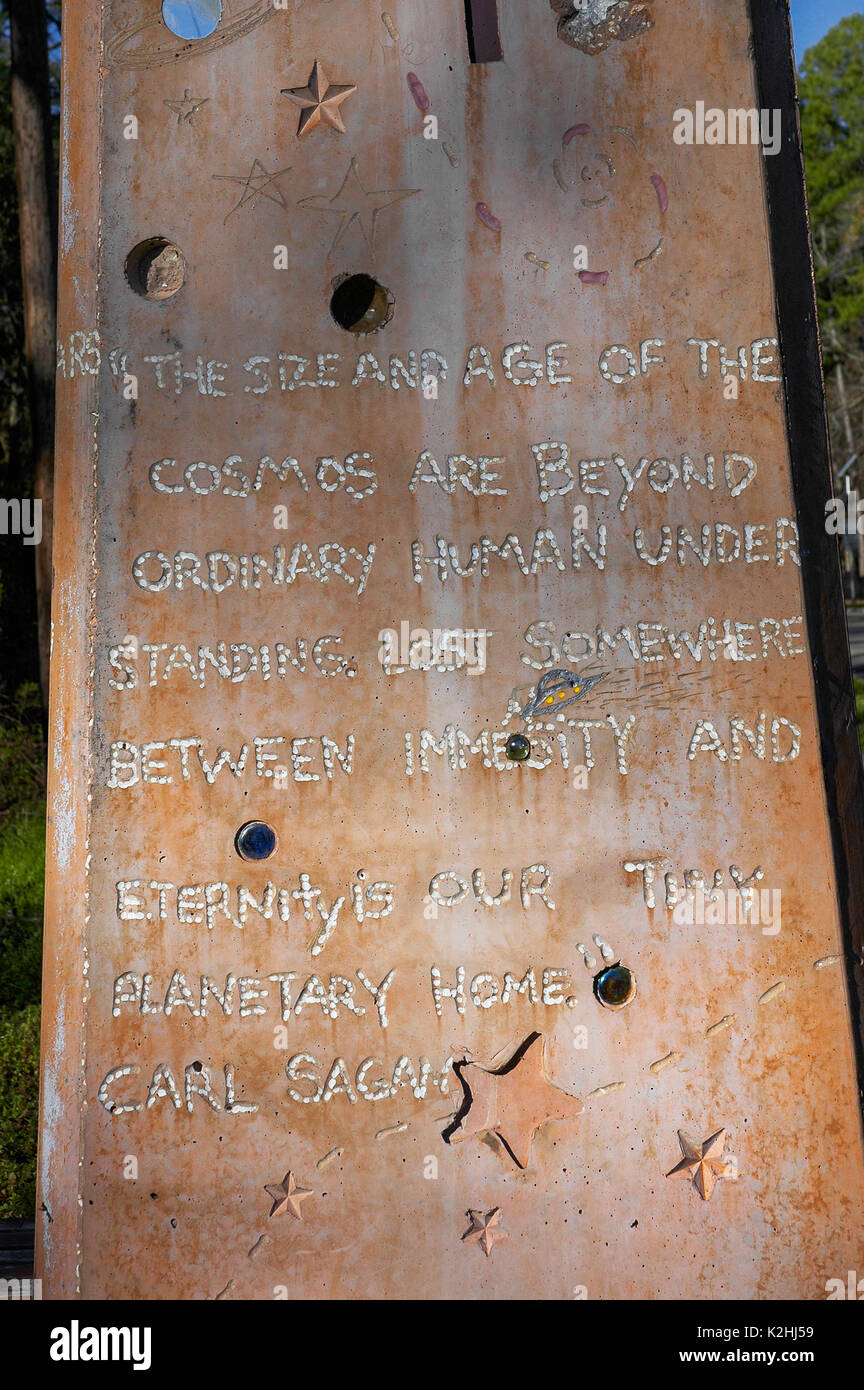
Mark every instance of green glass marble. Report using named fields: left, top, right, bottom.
left=505, top=733, right=532, bottom=762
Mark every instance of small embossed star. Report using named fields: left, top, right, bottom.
left=164, top=89, right=209, bottom=125
left=462, top=1207, right=509, bottom=1257
left=667, top=1128, right=735, bottom=1201
left=265, top=1171, right=314, bottom=1220
left=281, top=59, right=357, bottom=137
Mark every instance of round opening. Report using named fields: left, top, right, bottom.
left=330, top=274, right=393, bottom=334
left=162, top=0, right=222, bottom=40
left=593, top=963, right=636, bottom=1011
left=125, top=238, right=187, bottom=301
left=505, top=733, right=532, bottom=763
left=235, top=821, right=278, bottom=862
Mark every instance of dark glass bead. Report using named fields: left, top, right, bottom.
left=594, top=963, right=636, bottom=1010
left=505, top=733, right=531, bottom=762
left=235, top=821, right=277, bottom=861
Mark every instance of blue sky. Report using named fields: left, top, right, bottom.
left=790, top=0, right=862, bottom=57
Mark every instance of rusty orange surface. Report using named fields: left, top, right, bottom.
left=38, top=0, right=864, bottom=1299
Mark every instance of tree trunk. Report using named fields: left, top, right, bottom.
left=9, top=0, right=58, bottom=716
left=833, top=355, right=856, bottom=457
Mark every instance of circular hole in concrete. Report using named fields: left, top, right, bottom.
left=330, top=273, right=394, bottom=334
left=235, top=821, right=278, bottom=862
left=125, top=238, right=187, bottom=301
left=162, top=0, right=222, bottom=40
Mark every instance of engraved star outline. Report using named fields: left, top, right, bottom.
left=666, top=1128, right=734, bottom=1201
left=264, top=1170, right=314, bottom=1220
left=164, top=89, right=210, bottom=125
left=212, top=158, right=294, bottom=223
left=297, top=155, right=420, bottom=257
left=281, top=59, right=357, bottom=137
left=447, top=1032, right=584, bottom=1170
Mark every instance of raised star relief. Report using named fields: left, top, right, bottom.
left=666, top=1128, right=736, bottom=1201
left=462, top=1207, right=509, bottom=1257
left=281, top=59, right=357, bottom=137
left=447, top=1032, right=584, bottom=1169
left=265, top=1170, right=314, bottom=1219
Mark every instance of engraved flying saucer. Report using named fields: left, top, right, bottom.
left=105, top=0, right=276, bottom=72
left=521, top=668, right=607, bottom=720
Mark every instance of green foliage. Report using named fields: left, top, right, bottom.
left=800, top=17, right=864, bottom=337
left=0, top=807, right=45, bottom=1013
left=0, top=682, right=45, bottom=811
left=799, top=18, right=864, bottom=205
left=799, top=16, right=864, bottom=480
left=0, top=685, right=45, bottom=1013
left=0, top=3, right=58, bottom=1223
left=0, top=1003, right=40, bottom=1217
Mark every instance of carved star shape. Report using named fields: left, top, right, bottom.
left=298, top=156, right=420, bottom=257
left=462, top=1208, right=509, bottom=1257
left=281, top=60, right=357, bottom=137
left=666, top=1128, right=733, bottom=1201
left=212, top=159, right=293, bottom=223
left=448, top=1033, right=584, bottom=1169
left=264, top=1171, right=314, bottom=1220
left=164, top=89, right=209, bottom=125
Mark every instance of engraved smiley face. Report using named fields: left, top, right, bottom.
left=559, top=122, right=668, bottom=274
left=578, top=151, right=616, bottom=207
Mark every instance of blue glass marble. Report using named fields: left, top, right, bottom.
left=162, top=0, right=222, bottom=41
left=235, top=821, right=277, bottom=862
